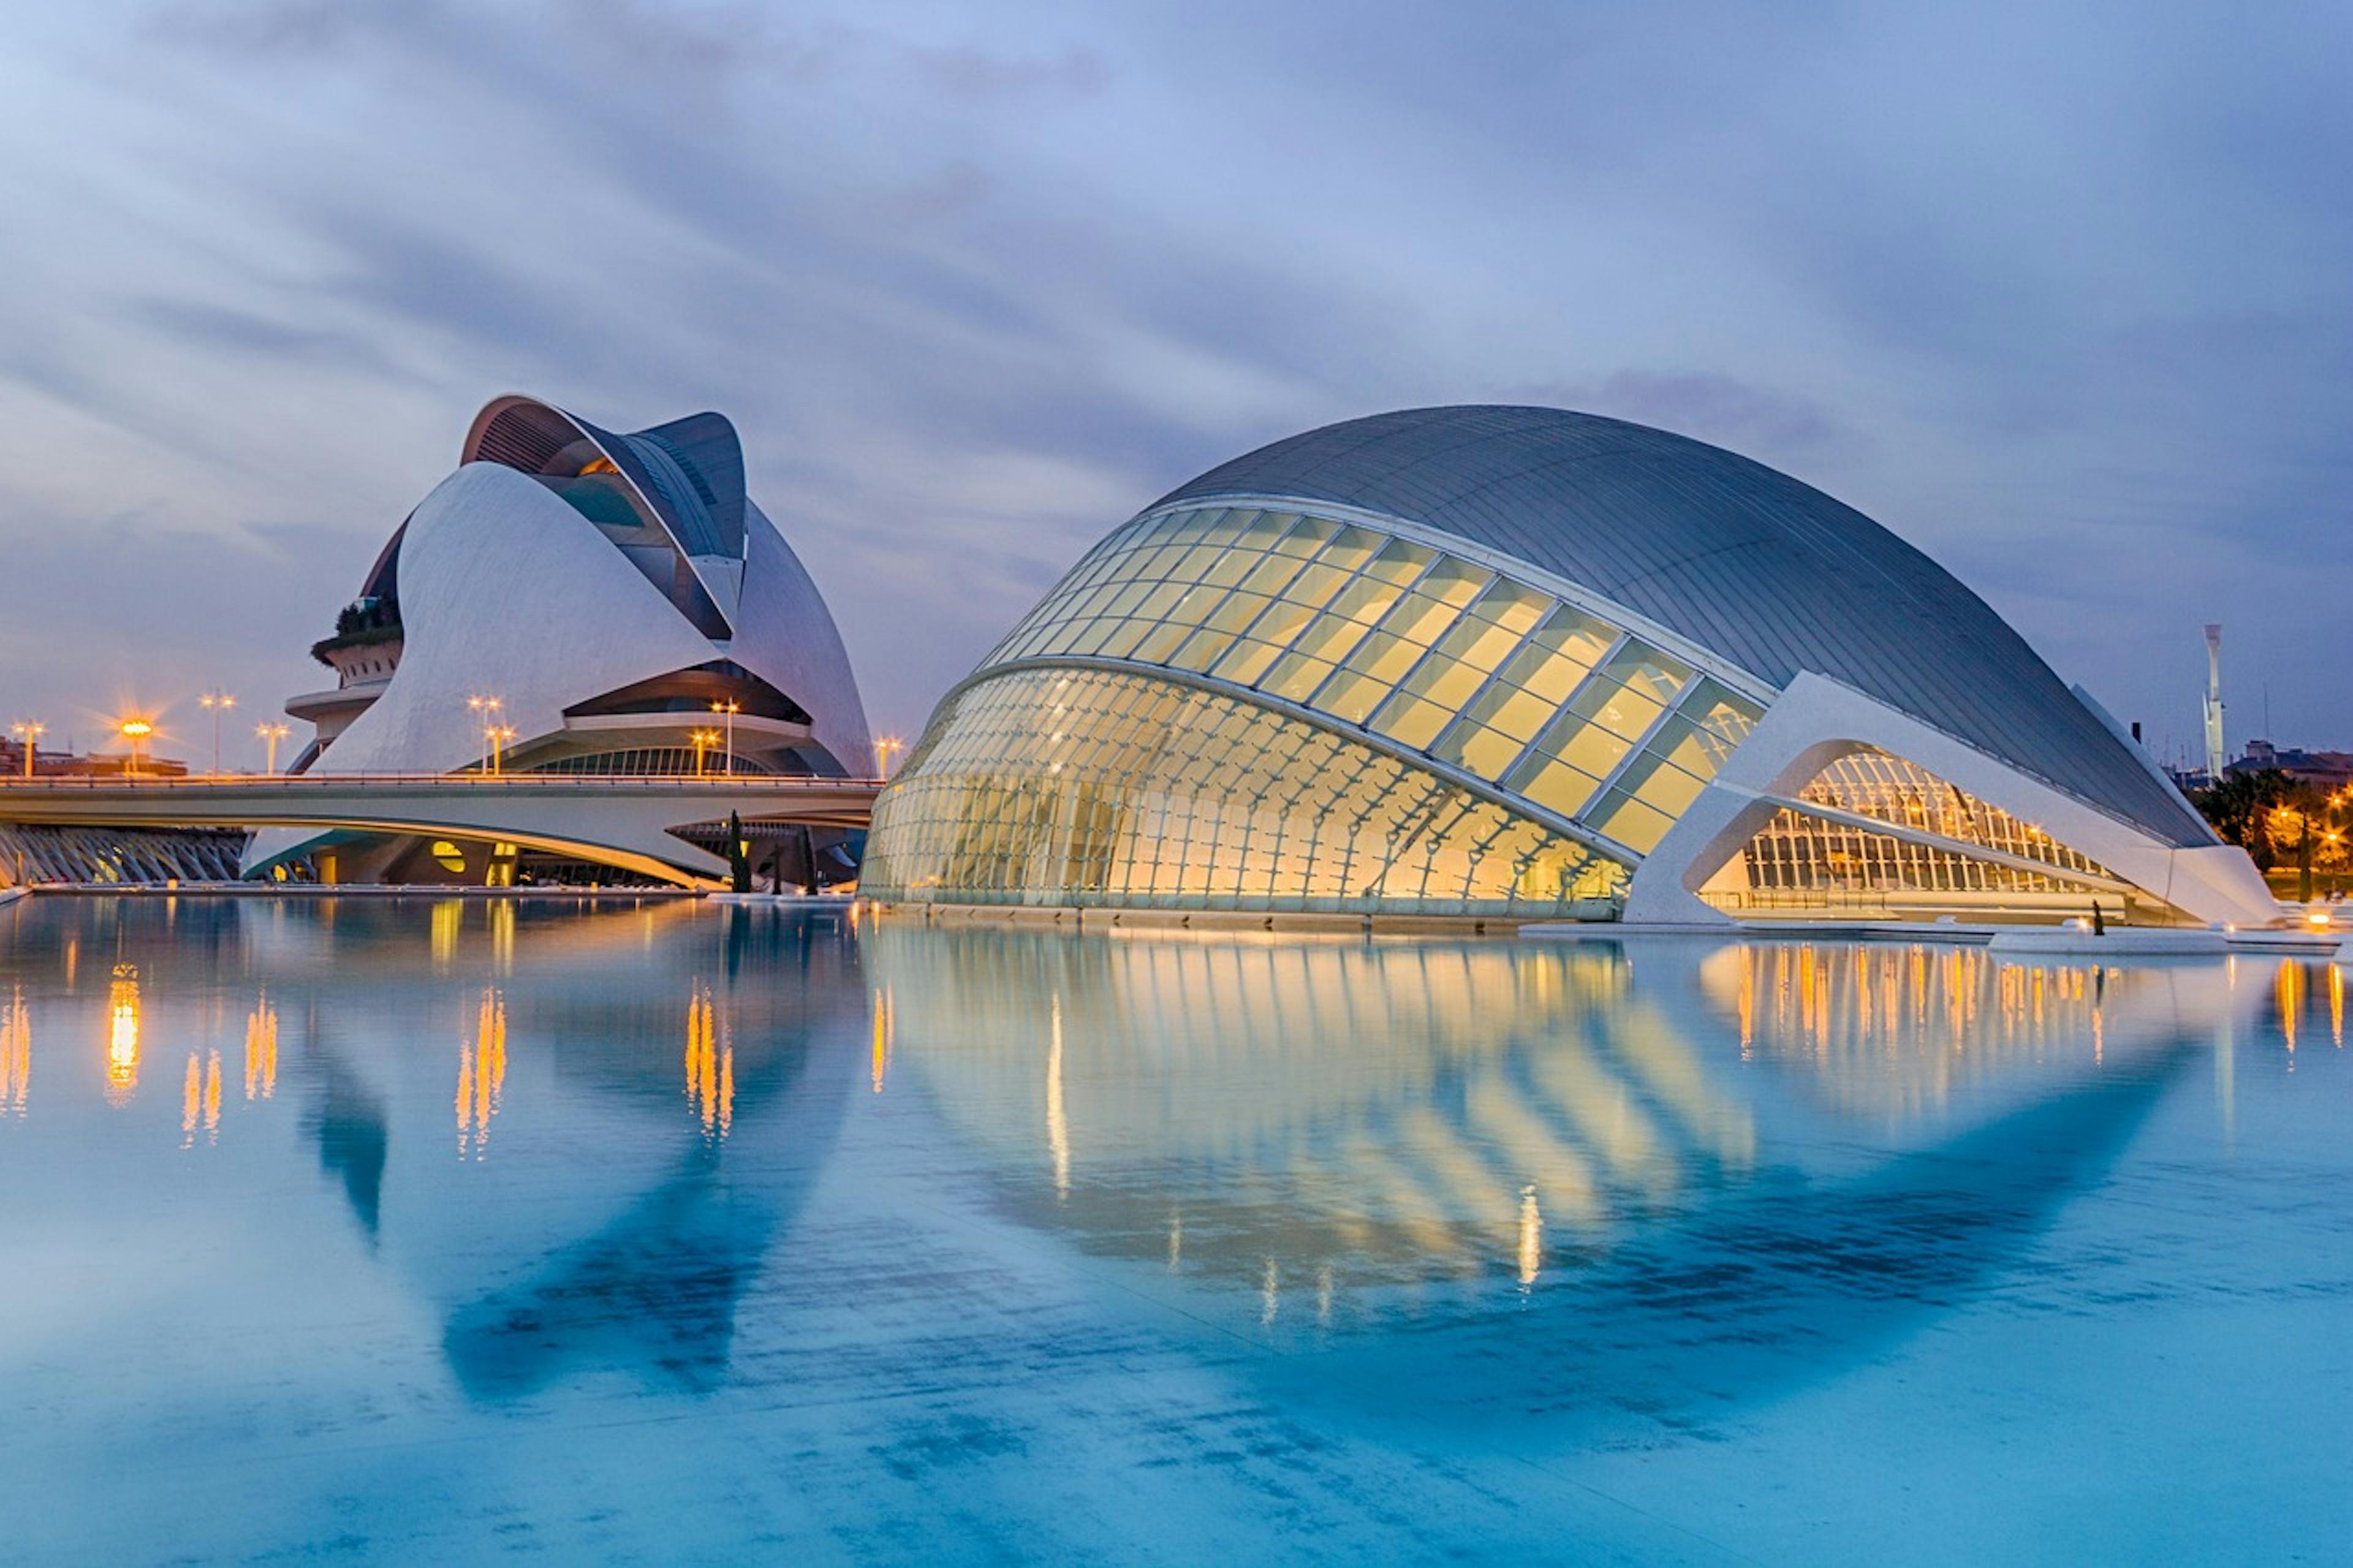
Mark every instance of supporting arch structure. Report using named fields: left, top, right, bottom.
left=1618, top=673, right=2276, bottom=926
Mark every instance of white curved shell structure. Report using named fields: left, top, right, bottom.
left=252, top=396, right=871, bottom=881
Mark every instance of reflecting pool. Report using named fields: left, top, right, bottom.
left=0, top=896, right=2345, bottom=1562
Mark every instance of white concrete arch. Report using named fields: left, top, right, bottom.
left=1620, top=673, right=2278, bottom=928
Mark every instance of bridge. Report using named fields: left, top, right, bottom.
left=0, top=773, right=882, bottom=888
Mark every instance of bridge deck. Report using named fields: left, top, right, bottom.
left=0, top=774, right=887, bottom=887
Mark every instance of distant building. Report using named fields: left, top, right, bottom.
left=865, top=404, right=2276, bottom=928
left=0, top=739, right=188, bottom=779
left=2230, top=741, right=2353, bottom=793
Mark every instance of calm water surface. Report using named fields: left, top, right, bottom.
left=0, top=896, right=2344, bottom=1564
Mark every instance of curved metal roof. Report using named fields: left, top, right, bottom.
left=463, top=395, right=747, bottom=588
left=1156, top=405, right=2209, bottom=846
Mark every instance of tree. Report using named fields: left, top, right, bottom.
left=725, top=811, right=752, bottom=894
left=2191, top=769, right=2293, bottom=869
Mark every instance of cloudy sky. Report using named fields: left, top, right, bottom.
left=0, top=0, right=2345, bottom=769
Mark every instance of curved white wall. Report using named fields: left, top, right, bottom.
left=731, top=500, right=871, bottom=775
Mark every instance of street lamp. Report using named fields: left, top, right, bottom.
left=466, top=695, right=503, bottom=773
left=254, top=721, right=289, bottom=776
left=2270, top=795, right=2347, bottom=906
left=873, top=735, right=904, bottom=780
left=690, top=728, right=720, bottom=777
left=198, top=691, right=235, bottom=775
left=9, top=721, right=43, bottom=779
left=480, top=723, right=517, bottom=777
left=118, top=718, right=155, bottom=778
left=709, top=699, right=741, bottom=776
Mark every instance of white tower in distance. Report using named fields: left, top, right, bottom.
left=2202, top=623, right=2226, bottom=784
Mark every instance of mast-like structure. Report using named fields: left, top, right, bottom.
left=2202, top=623, right=2226, bottom=784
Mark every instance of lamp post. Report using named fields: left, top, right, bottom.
left=873, top=735, right=904, bottom=780
left=480, top=724, right=517, bottom=777
left=690, top=728, right=719, bottom=777
left=199, top=691, right=235, bottom=776
left=9, top=721, right=42, bottom=779
left=118, top=718, right=154, bottom=779
left=466, top=695, right=502, bottom=773
left=709, top=699, right=740, bottom=776
left=254, top=722, right=289, bottom=776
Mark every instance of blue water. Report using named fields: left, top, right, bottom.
left=0, top=896, right=2344, bottom=1564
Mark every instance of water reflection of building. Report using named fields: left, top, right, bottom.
left=870, top=925, right=2274, bottom=1311
left=1697, top=942, right=2254, bottom=1116
left=870, top=925, right=1760, bottom=1292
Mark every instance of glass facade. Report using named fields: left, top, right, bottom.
left=1790, top=749, right=2118, bottom=877
left=972, top=504, right=1765, bottom=860
left=1710, top=749, right=2139, bottom=912
left=862, top=667, right=1624, bottom=917
left=521, top=748, right=774, bottom=777
left=873, top=503, right=2161, bottom=920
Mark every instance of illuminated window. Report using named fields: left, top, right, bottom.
left=913, top=502, right=1783, bottom=903
left=865, top=668, right=1628, bottom=917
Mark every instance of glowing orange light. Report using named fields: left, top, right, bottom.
left=104, top=963, right=140, bottom=1106
left=684, top=982, right=732, bottom=1138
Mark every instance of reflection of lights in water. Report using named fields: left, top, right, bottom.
left=2277, top=961, right=2302, bottom=1056
left=888, top=931, right=1757, bottom=1292
left=1711, top=945, right=2140, bottom=1117
left=1046, top=994, right=1069, bottom=1201
left=1260, top=1259, right=1278, bottom=1327
left=2332, top=964, right=2344, bottom=1049
left=244, top=992, right=278, bottom=1101
left=1, top=985, right=28, bottom=1116
left=871, top=987, right=893, bottom=1094
left=684, top=983, right=732, bottom=1140
left=182, top=1050, right=222, bottom=1148
left=1316, top=1263, right=1334, bottom=1328
left=430, top=901, right=461, bottom=969
left=1737, top=954, right=1754, bottom=1056
left=1517, top=1185, right=1543, bottom=1289
left=105, top=963, right=140, bottom=1107
left=490, top=901, right=515, bottom=974
left=455, top=988, right=507, bottom=1159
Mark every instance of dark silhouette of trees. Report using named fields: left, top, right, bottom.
left=2192, top=768, right=2294, bottom=868
left=2194, top=769, right=2349, bottom=898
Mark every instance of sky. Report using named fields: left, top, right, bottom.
left=0, top=0, right=2346, bottom=771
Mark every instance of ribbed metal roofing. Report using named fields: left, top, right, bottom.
left=1156, top=406, right=2209, bottom=846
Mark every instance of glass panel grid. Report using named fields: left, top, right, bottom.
left=865, top=667, right=1629, bottom=916
left=964, top=503, right=1771, bottom=863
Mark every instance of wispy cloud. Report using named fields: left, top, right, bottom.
left=0, top=0, right=2343, bottom=757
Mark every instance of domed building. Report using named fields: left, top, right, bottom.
left=252, top=395, right=871, bottom=885
left=862, top=406, right=2272, bottom=927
